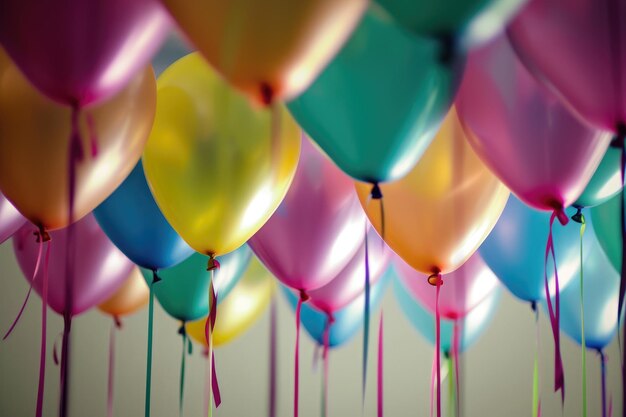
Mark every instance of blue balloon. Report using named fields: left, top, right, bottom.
left=393, top=275, right=500, bottom=354
left=546, top=228, right=622, bottom=351
left=479, top=196, right=592, bottom=302
left=282, top=270, right=392, bottom=348
left=94, top=161, right=194, bottom=270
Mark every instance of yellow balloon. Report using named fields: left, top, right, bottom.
left=143, top=53, right=300, bottom=257
left=356, top=108, right=509, bottom=276
left=98, top=268, right=150, bottom=318
left=187, top=259, right=275, bottom=347
left=159, top=0, right=367, bottom=104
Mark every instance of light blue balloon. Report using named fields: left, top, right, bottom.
left=393, top=275, right=501, bottom=354
left=479, top=196, right=592, bottom=302
left=282, top=270, right=392, bottom=348
left=94, top=161, right=194, bottom=270
left=141, top=246, right=251, bottom=322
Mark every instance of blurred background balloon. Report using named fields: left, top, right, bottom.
left=288, top=8, right=463, bottom=184
left=187, top=259, right=275, bottom=347
left=480, top=196, right=591, bottom=302
left=159, top=0, right=366, bottom=104
left=0, top=51, right=157, bottom=231
left=574, top=147, right=623, bottom=209
left=591, top=193, right=623, bottom=274
left=98, top=268, right=150, bottom=319
left=13, top=214, right=134, bottom=316
left=250, top=136, right=365, bottom=293
left=394, top=252, right=499, bottom=320
left=0, top=192, right=25, bottom=244
left=141, top=246, right=251, bottom=322
left=356, top=108, right=509, bottom=275
left=95, top=161, right=194, bottom=271
left=143, top=53, right=300, bottom=258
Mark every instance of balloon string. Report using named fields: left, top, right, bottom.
left=144, top=271, right=160, bottom=417
left=531, top=302, right=541, bottom=417
left=205, top=258, right=221, bottom=416
left=363, top=218, right=371, bottom=405
left=435, top=275, right=443, bottom=417
left=107, top=319, right=121, bottom=417
left=452, top=321, right=461, bottom=417
left=322, top=315, right=331, bottom=417
left=599, top=350, right=607, bottom=417
left=53, top=331, right=64, bottom=366
left=576, top=211, right=587, bottom=417
left=35, top=238, right=51, bottom=417
left=269, top=296, right=277, bottom=417
left=377, top=311, right=384, bottom=417
left=3, top=232, right=44, bottom=340
left=179, top=323, right=188, bottom=417
left=544, top=210, right=566, bottom=401
left=294, top=291, right=307, bottom=417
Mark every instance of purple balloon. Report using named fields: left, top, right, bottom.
left=0, top=192, right=25, bottom=244
left=13, top=214, right=133, bottom=316
left=249, top=136, right=366, bottom=293
left=456, top=34, right=611, bottom=212
left=306, top=229, right=390, bottom=314
left=0, top=0, right=170, bottom=107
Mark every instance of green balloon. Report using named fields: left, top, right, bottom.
left=288, top=8, right=463, bottom=184
left=141, top=245, right=251, bottom=322
left=591, top=193, right=622, bottom=273
left=574, top=146, right=622, bottom=208
left=373, top=0, right=526, bottom=46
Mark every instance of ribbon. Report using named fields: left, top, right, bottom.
left=432, top=273, right=444, bottom=417
left=544, top=210, right=566, bottom=401
left=572, top=209, right=588, bottom=417
left=531, top=302, right=542, bottom=417
left=363, top=219, right=371, bottom=404
left=178, top=323, right=188, bottom=417
left=377, top=312, right=384, bottom=417
left=108, top=318, right=122, bottom=417
left=269, top=296, right=277, bottom=417
left=35, top=237, right=51, bottom=417
left=599, top=350, right=608, bottom=417
left=294, top=290, right=308, bottom=417
left=204, top=260, right=222, bottom=417
left=144, top=270, right=161, bottom=417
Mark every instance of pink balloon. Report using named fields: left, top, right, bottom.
left=306, top=229, right=390, bottom=314
left=0, top=0, right=170, bottom=107
left=249, top=136, right=366, bottom=293
left=394, top=252, right=499, bottom=320
left=508, top=0, right=626, bottom=133
left=456, top=34, right=611, bottom=212
left=13, top=214, right=133, bottom=316
left=0, top=192, right=25, bottom=244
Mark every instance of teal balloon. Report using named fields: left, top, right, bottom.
left=591, top=192, right=622, bottom=273
left=282, top=270, right=391, bottom=348
left=393, top=276, right=500, bottom=354
left=575, top=147, right=622, bottom=208
left=141, top=246, right=251, bottom=322
left=287, top=8, right=463, bottom=184
left=374, top=0, right=526, bottom=47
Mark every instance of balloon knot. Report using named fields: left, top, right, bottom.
left=260, top=83, right=274, bottom=107
left=370, top=183, right=383, bottom=200
left=571, top=208, right=585, bottom=224
left=113, top=316, right=123, bottom=329
left=178, top=323, right=186, bottom=336
left=610, top=123, right=626, bottom=148
left=299, top=290, right=310, bottom=302
left=327, top=313, right=336, bottom=325
left=207, top=255, right=220, bottom=271
left=530, top=301, right=537, bottom=313
left=554, top=208, right=569, bottom=226
left=34, top=226, right=50, bottom=243
left=151, top=270, right=162, bottom=284
left=436, top=33, right=457, bottom=65
left=427, top=272, right=443, bottom=287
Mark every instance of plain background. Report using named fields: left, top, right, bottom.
left=0, top=238, right=621, bottom=417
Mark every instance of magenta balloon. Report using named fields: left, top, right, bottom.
left=456, top=35, right=611, bottom=211
left=306, top=229, right=390, bottom=314
left=0, top=192, right=25, bottom=244
left=249, top=136, right=366, bottom=292
left=0, top=0, right=170, bottom=106
left=394, top=252, right=499, bottom=320
left=13, top=214, right=133, bottom=316
left=508, top=0, right=626, bottom=133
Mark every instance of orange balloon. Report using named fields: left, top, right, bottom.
left=160, top=0, right=367, bottom=104
left=0, top=49, right=156, bottom=231
left=98, top=268, right=150, bottom=318
left=356, top=108, right=509, bottom=276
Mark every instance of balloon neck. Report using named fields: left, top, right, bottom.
left=553, top=208, right=569, bottom=226
left=436, top=33, right=457, bottom=65
left=571, top=208, right=585, bottom=224
left=443, top=351, right=451, bottom=360
left=151, top=270, right=162, bottom=285
left=113, top=316, right=123, bottom=329
left=34, top=226, right=51, bottom=243
left=178, top=322, right=187, bottom=337
left=260, top=83, right=275, bottom=107
left=427, top=271, right=443, bottom=287
left=610, top=123, right=626, bottom=148
left=326, top=313, right=336, bottom=325
left=530, top=301, right=537, bottom=313
left=370, top=183, right=383, bottom=200
left=207, top=255, right=220, bottom=271
left=299, top=290, right=310, bottom=302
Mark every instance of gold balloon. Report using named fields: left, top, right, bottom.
left=187, top=260, right=275, bottom=347
left=0, top=50, right=156, bottom=231
left=98, top=268, right=150, bottom=318
left=143, top=53, right=300, bottom=257
left=356, top=108, right=509, bottom=276
left=159, top=0, right=366, bottom=104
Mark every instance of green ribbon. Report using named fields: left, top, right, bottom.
left=145, top=271, right=160, bottom=417
left=531, top=302, right=540, bottom=417
left=572, top=208, right=587, bottom=417
left=446, top=355, right=456, bottom=417
left=179, top=323, right=188, bottom=417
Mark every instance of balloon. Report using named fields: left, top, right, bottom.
left=356, top=108, right=509, bottom=276
left=508, top=0, right=626, bottom=133
left=574, top=146, right=623, bottom=208
left=94, top=161, right=194, bottom=270
left=141, top=246, right=251, bottom=322
left=13, top=214, right=134, bottom=316
left=288, top=9, right=463, bottom=184
left=0, top=191, right=25, bottom=244
left=159, top=0, right=366, bottom=104
left=249, top=136, right=365, bottom=292
left=555, top=229, right=621, bottom=350
left=394, top=276, right=501, bottom=353
left=306, top=229, right=390, bottom=314
left=394, top=252, right=499, bottom=320
left=0, top=51, right=157, bottom=231
left=456, top=34, right=611, bottom=212
left=187, top=259, right=275, bottom=347
left=143, top=53, right=300, bottom=258
left=282, top=270, right=391, bottom=348
left=480, top=196, right=592, bottom=302
left=591, top=193, right=622, bottom=273
left=375, top=0, right=526, bottom=47
left=0, top=0, right=169, bottom=107
left=98, top=268, right=150, bottom=318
